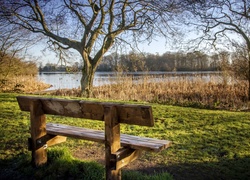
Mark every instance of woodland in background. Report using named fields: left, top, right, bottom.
left=40, top=50, right=231, bottom=72
left=98, top=51, right=222, bottom=72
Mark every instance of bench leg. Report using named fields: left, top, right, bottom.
left=30, top=100, right=47, bottom=167
left=104, top=106, right=121, bottom=180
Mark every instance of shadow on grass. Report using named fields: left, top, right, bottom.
left=0, top=148, right=173, bottom=180
left=0, top=148, right=104, bottom=180
left=130, top=156, right=250, bottom=180
left=2, top=150, right=249, bottom=180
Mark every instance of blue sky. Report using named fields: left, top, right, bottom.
left=29, top=27, right=242, bottom=66
left=31, top=36, right=173, bottom=66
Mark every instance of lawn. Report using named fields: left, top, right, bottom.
left=0, top=93, right=249, bottom=179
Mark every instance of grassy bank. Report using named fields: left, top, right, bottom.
left=0, top=93, right=249, bottom=179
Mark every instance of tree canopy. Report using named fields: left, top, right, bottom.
left=1, top=0, right=249, bottom=99
left=180, top=0, right=250, bottom=100
left=0, top=0, right=181, bottom=95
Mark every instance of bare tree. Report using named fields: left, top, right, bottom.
left=0, top=16, right=36, bottom=78
left=231, top=42, right=250, bottom=81
left=182, top=0, right=250, bottom=100
left=1, top=0, right=180, bottom=96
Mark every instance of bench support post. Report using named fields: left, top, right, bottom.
left=28, top=135, right=67, bottom=151
left=30, top=100, right=47, bottom=167
left=113, top=148, right=141, bottom=170
left=105, top=106, right=121, bottom=180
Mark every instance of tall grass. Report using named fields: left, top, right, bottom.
left=51, top=74, right=249, bottom=111
left=0, top=75, right=51, bottom=93
left=2, top=73, right=248, bottom=110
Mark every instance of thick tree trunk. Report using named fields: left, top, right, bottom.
left=80, top=63, right=95, bottom=97
left=248, top=55, right=250, bottom=101
left=79, top=35, right=115, bottom=97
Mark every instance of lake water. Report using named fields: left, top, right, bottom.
left=38, top=71, right=221, bottom=90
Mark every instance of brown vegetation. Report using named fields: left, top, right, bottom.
left=2, top=74, right=248, bottom=111
left=48, top=75, right=249, bottom=111
left=0, top=76, right=51, bottom=93
left=0, top=48, right=46, bottom=93
left=0, top=52, right=38, bottom=78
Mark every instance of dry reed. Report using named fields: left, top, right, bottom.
left=89, top=75, right=248, bottom=110
left=0, top=75, right=51, bottom=93
left=5, top=74, right=248, bottom=111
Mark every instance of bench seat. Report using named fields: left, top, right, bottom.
left=17, top=96, right=172, bottom=179
left=47, top=123, right=171, bottom=152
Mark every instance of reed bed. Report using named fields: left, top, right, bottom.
left=51, top=74, right=249, bottom=111
left=0, top=75, right=51, bottom=93
left=2, top=74, right=247, bottom=110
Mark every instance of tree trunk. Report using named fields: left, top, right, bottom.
left=248, top=54, right=250, bottom=101
left=80, top=62, right=96, bottom=97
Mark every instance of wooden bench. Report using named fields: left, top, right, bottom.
left=17, top=96, right=171, bottom=180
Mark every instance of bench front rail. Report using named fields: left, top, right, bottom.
left=17, top=96, right=171, bottom=180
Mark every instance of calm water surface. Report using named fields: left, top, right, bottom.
left=38, top=71, right=221, bottom=90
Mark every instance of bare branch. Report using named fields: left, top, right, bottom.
left=1, top=0, right=181, bottom=94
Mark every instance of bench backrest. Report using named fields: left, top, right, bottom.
left=16, top=96, right=154, bottom=127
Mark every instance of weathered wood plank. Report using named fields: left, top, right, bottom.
left=47, top=123, right=105, bottom=143
left=46, top=123, right=172, bottom=152
left=113, top=148, right=141, bottom=170
left=17, top=95, right=172, bottom=179
left=16, top=96, right=154, bottom=127
left=29, top=99, right=47, bottom=167
left=104, top=106, right=121, bottom=180
left=46, top=135, right=67, bottom=147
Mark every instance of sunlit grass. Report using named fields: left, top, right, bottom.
left=0, top=93, right=249, bottom=179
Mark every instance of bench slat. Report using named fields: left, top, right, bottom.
left=17, top=96, right=154, bottom=127
left=46, top=123, right=171, bottom=152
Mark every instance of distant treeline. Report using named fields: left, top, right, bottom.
left=40, top=51, right=226, bottom=72
left=39, top=63, right=80, bottom=72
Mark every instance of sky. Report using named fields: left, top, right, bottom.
left=6, top=0, right=246, bottom=67
left=31, top=36, right=174, bottom=66
left=29, top=29, right=243, bottom=67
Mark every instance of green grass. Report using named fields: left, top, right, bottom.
left=0, top=93, right=250, bottom=179
left=1, top=147, right=104, bottom=180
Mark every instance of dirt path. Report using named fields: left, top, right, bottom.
left=72, top=143, right=167, bottom=174
left=71, top=142, right=234, bottom=180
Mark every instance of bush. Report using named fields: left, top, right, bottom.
left=0, top=51, right=38, bottom=78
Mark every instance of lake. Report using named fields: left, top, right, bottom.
left=38, top=71, right=221, bottom=90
